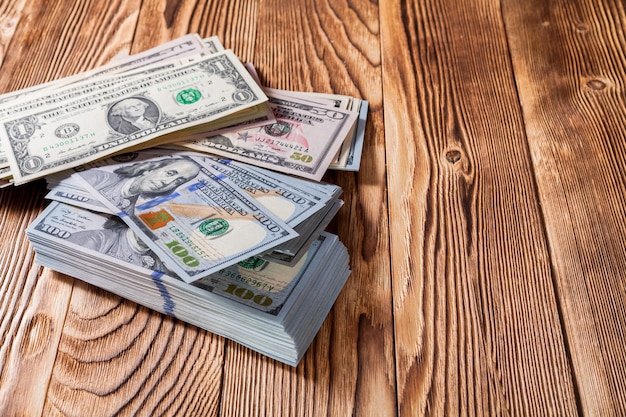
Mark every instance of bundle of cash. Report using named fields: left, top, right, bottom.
left=31, top=147, right=350, bottom=364
left=257, top=87, right=369, bottom=172
left=0, top=34, right=368, bottom=186
left=27, top=201, right=350, bottom=365
left=177, top=65, right=369, bottom=177
left=0, top=35, right=271, bottom=185
left=45, top=148, right=345, bottom=268
left=18, top=34, right=366, bottom=364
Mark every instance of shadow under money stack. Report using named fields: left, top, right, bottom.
left=11, top=34, right=368, bottom=365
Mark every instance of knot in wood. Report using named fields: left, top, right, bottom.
left=575, top=22, right=589, bottom=33
left=586, top=79, right=606, bottom=91
left=446, top=150, right=462, bottom=163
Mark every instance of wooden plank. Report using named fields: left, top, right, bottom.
left=0, top=0, right=141, bottom=93
left=133, top=0, right=259, bottom=63
left=218, top=0, right=396, bottom=416
left=0, top=0, right=29, bottom=67
left=7, top=0, right=621, bottom=416
left=379, top=0, right=581, bottom=415
left=0, top=182, right=73, bottom=416
left=502, top=0, right=626, bottom=414
left=44, top=281, right=226, bottom=416
left=132, top=0, right=207, bottom=52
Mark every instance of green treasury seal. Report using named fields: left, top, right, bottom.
left=238, top=256, right=267, bottom=270
left=176, top=88, right=202, bottom=104
left=199, top=218, right=230, bottom=237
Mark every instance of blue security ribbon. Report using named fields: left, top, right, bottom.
left=136, top=193, right=181, bottom=211
left=151, top=271, right=176, bottom=317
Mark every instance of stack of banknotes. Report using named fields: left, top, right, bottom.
left=14, top=34, right=368, bottom=365
left=28, top=148, right=350, bottom=365
left=0, top=34, right=368, bottom=186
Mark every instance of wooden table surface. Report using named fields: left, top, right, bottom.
left=1, top=0, right=625, bottom=415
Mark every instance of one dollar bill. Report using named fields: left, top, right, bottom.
left=1, top=50, right=268, bottom=185
left=0, top=34, right=210, bottom=170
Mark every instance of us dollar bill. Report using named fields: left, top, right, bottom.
left=44, top=149, right=333, bottom=225
left=43, top=153, right=338, bottom=265
left=1, top=50, right=268, bottom=185
left=0, top=34, right=211, bottom=169
left=202, top=36, right=225, bottom=53
left=0, top=49, right=226, bottom=120
left=244, top=65, right=368, bottom=172
left=338, top=99, right=368, bottom=171
left=178, top=92, right=358, bottom=181
left=263, top=86, right=366, bottom=170
left=198, top=156, right=327, bottom=227
left=27, top=200, right=339, bottom=315
left=44, top=149, right=340, bottom=266
left=45, top=188, right=112, bottom=214
left=68, top=150, right=298, bottom=283
left=191, top=235, right=326, bottom=313
left=0, top=34, right=207, bottom=108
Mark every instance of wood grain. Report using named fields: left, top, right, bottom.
left=0, top=0, right=624, bottom=415
left=44, top=281, right=225, bottom=416
left=380, top=0, right=581, bottom=415
left=502, top=0, right=626, bottom=414
left=0, top=0, right=141, bottom=94
left=0, top=0, right=28, bottom=67
left=0, top=182, right=72, bottom=416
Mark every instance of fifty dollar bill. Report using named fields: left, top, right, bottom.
left=178, top=92, right=358, bottom=181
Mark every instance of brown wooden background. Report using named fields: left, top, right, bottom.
left=0, top=0, right=625, bottom=415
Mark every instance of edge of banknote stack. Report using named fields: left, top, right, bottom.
left=9, top=34, right=368, bottom=366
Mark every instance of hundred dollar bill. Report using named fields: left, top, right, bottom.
left=264, top=198, right=343, bottom=265
left=27, top=201, right=333, bottom=314
left=45, top=168, right=114, bottom=213
left=198, top=156, right=327, bottom=226
left=27, top=200, right=351, bottom=366
left=44, top=159, right=336, bottom=265
left=1, top=50, right=268, bottom=185
left=44, top=149, right=331, bottom=224
left=44, top=150, right=337, bottom=265
left=190, top=234, right=328, bottom=313
left=44, top=152, right=329, bottom=223
left=45, top=188, right=112, bottom=214
left=69, top=150, right=298, bottom=283
left=234, top=162, right=344, bottom=265
left=178, top=92, right=358, bottom=181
